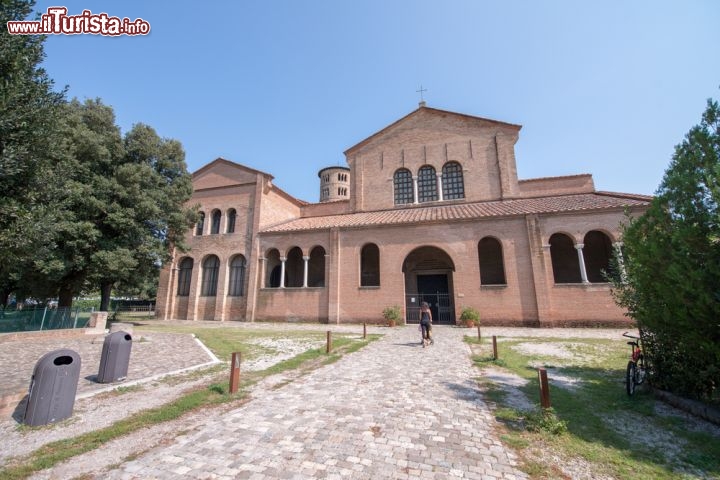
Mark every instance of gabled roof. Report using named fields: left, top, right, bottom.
left=344, top=106, right=522, bottom=156
left=192, top=157, right=307, bottom=206
left=260, top=192, right=651, bottom=233
left=192, top=157, right=273, bottom=179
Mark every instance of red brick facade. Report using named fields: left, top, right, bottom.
left=155, top=106, right=650, bottom=326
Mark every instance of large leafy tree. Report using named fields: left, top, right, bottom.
left=614, top=98, right=720, bottom=400
left=0, top=0, right=65, bottom=305
left=92, top=122, right=196, bottom=310
left=37, top=99, right=196, bottom=310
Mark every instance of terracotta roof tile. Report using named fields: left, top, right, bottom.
left=261, top=192, right=650, bottom=233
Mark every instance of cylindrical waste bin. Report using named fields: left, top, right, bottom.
left=23, top=349, right=81, bottom=427
left=97, top=331, right=132, bottom=383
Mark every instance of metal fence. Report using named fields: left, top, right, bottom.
left=0, top=306, right=92, bottom=334
left=405, top=293, right=455, bottom=324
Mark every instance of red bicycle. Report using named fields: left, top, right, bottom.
left=623, top=332, right=647, bottom=395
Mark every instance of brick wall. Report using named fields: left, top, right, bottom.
left=518, top=174, right=595, bottom=198
left=300, top=200, right=351, bottom=218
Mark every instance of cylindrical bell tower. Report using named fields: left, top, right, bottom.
left=318, top=166, right=350, bottom=203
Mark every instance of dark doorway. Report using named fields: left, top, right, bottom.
left=403, top=246, right=456, bottom=324
left=418, top=274, right=446, bottom=322
left=416, top=274, right=452, bottom=324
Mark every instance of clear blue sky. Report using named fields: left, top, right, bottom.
left=33, top=0, right=720, bottom=203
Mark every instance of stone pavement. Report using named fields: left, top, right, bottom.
left=107, top=325, right=527, bottom=480
left=0, top=330, right=219, bottom=406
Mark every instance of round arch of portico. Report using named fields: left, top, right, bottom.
left=261, top=244, right=329, bottom=258
left=542, top=228, right=619, bottom=246
left=583, top=228, right=618, bottom=244
left=543, top=230, right=581, bottom=245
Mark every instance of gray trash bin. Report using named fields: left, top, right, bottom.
left=23, top=349, right=81, bottom=427
left=97, top=331, right=132, bottom=383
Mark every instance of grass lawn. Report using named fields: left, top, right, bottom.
left=467, top=336, right=720, bottom=480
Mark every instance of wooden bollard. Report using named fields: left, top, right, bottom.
left=229, top=352, right=241, bottom=394
left=363, top=322, right=367, bottom=339
left=492, top=335, right=498, bottom=360
left=538, top=367, right=551, bottom=409
left=477, top=324, right=481, bottom=341
left=326, top=330, right=332, bottom=353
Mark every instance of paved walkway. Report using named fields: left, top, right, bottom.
left=107, top=325, right=527, bottom=480
left=0, top=331, right=217, bottom=401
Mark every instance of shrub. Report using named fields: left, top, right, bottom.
left=459, top=306, right=480, bottom=327
left=382, top=305, right=403, bottom=326
left=524, top=407, right=567, bottom=435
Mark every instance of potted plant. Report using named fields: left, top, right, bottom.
left=382, top=305, right=403, bottom=327
left=459, top=306, right=480, bottom=328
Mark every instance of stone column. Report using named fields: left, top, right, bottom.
left=412, top=175, right=419, bottom=204
left=302, top=255, right=309, bottom=288
left=437, top=173, right=444, bottom=202
left=259, top=257, right=266, bottom=288
left=575, top=244, right=589, bottom=283
left=279, top=257, right=287, bottom=288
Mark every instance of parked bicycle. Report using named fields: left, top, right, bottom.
left=623, top=331, right=647, bottom=395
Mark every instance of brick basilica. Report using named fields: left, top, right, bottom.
left=155, top=105, right=650, bottom=326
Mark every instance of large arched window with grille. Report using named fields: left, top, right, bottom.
left=201, top=255, right=220, bottom=296
left=550, top=233, right=581, bottom=283
left=226, top=209, right=236, bottom=234
left=442, top=161, right=465, bottom=200
left=418, top=165, right=438, bottom=202
left=308, top=246, right=326, bottom=287
left=360, top=243, right=380, bottom=286
left=478, top=237, right=506, bottom=285
left=195, top=212, right=205, bottom=236
left=583, top=230, right=613, bottom=283
left=210, top=210, right=221, bottom=234
left=176, top=257, right=193, bottom=296
left=393, top=169, right=413, bottom=205
left=227, top=255, right=246, bottom=296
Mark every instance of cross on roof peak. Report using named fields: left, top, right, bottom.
left=416, top=85, right=427, bottom=107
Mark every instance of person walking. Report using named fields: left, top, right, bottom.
left=420, top=301, right=434, bottom=347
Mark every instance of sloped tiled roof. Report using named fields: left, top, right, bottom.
left=261, top=192, right=651, bottom=233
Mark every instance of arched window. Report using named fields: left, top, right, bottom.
left=583, top=230, right=613, bottom=283
left=228, top=255, right=246, bottom=296
left=393, top=169, right=413, bottom=205
left=360, top=243, right=380, bottom=286
left=201, top=255, right=220, bottom=296
left=176, top=257, right=193, bottom=296
left=442, top=162, right=465, bottom=200
left=195, top=212, right=205, bottom=236
left=285, top=247, right=303, bottom=287
left=550, top=233, right=581, bottom=283
left=210, top=210, right=221, bottom=235
left=226, top=209, right=236, bottom=234
left=308, top=246, right=326, bottom=287
left=418, top=165, right=438, bottom=203
left=478, top=237, right=506, bottom=285
left=266, top=249, right=281, bottom=288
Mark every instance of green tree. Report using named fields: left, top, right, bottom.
left=614, top=98, right=720, bottom=400
left=93, top=122, right=197, bottom=311
left=36, top=99, right=196, bottom=310
left=0, top=0, right=65, bottom=305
